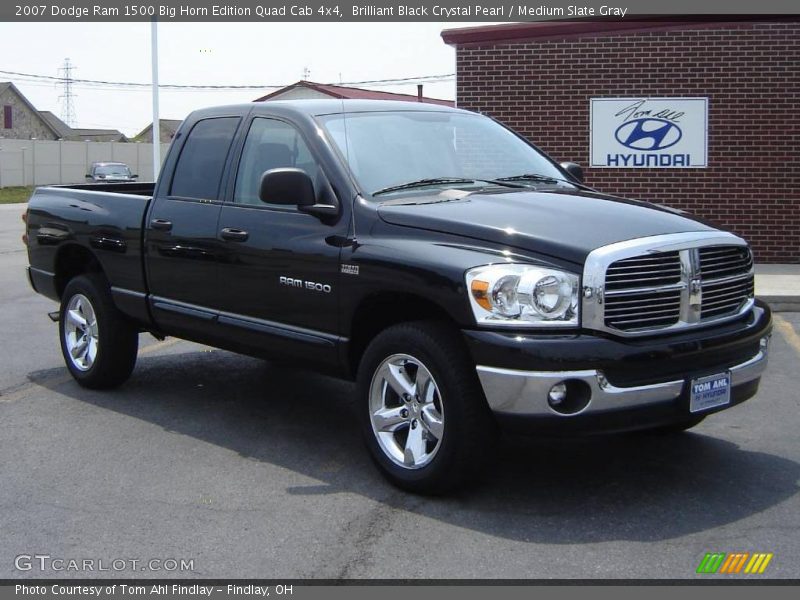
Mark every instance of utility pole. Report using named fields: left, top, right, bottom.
left=151, top=20, right=161, bottom=178
left=58, top=58, right=77, bottom=127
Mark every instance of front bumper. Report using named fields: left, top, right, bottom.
left=465, top=302, right=772, bottom=434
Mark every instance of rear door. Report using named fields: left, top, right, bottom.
left=213, top=116, right=346, bottom=360
left=145, top=115, right=241, bottom=336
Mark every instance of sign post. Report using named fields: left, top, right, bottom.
left=151, top=19, right=161, bottom=178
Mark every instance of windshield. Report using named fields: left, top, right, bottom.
left=318, top=110, right=568, bottom=196
left=95, top=165, right=131, bottom=176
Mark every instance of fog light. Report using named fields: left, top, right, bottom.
left=548, top=382, right=568, bottom=406
left=546, top=379, right=592, bottom=416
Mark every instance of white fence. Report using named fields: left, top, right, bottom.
left=0, top=139, right=171, bottom=188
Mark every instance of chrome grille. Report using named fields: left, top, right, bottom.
left=701, top=273, right=755, bottom=319
left=583, top=234, right=755, bottom=337
left=605, top=251, right=682, bottom=290
left=604, top=288, right=682, bottom=329
left=604, top=252, right=682, bottom=330
left=699, top=245, right=754, bottom=321
left=699, top=246, right=753, bottom=279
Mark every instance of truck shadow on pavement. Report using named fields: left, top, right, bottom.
left=31, top=346, right=800, bottom=544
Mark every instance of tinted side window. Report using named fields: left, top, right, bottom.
left=170, top=117, right=240, bottom=200
left=234, top=118, right=320, bottom=205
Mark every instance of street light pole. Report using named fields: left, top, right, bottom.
left=151, top=19, right=161, bottom=179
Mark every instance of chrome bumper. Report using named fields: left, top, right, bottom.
left=476, top=336, right=769, bottom=417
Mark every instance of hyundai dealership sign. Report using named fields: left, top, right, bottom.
left=590, top=98, right=708, bottom=168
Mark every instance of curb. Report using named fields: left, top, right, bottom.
left=758, top=296, right=800, bottom=313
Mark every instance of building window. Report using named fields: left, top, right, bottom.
left=3, top=105, right=11, bottom=129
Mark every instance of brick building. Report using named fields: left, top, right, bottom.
left=442, top=17, right=799, bottom=263
left=0, top=83, right=127, bottom=142
left=39, top=111, right=127, bottom=142
left=133, top=119, right=183, bottom=143
left=0, top=82, right=60, bottom=140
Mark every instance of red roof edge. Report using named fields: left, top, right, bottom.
left=253, top=82, right=326, bottom=102
left=253, top=80, right=454, bottom=106
left=442, top=15, right=800, bottom=46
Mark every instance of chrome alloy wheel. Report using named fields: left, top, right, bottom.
left=369, top=353, right=445, bottom=469
left=63, top=294, right=99, bottom=371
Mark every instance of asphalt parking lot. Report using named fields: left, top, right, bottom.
left=1, top=202, right=799, bottom=579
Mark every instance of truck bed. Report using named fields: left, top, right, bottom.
left=25, top=183, right=155, bottom=326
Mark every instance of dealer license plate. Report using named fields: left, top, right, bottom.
left=690, top=372, right=731, bottom=413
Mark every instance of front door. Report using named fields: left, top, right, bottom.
left=214, top=117, right=347, bottom=361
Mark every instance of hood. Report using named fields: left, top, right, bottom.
left=377, top=188, right=717, bottom=265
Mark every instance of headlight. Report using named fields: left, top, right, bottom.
left=466, top=264, right=579, bottom=328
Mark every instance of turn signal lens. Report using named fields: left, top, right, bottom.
left=470, top=280, right=491, bottom=311
left=22, top=211, right=29, bottom=245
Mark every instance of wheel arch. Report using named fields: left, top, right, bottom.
left=347, top=291, right=464, bottom=378
left=53, top=243, right=106, bottom=300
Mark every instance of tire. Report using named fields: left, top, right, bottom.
left=357, top=320, right=497, bottom=494
left=59, top=273, right=139, bottom=389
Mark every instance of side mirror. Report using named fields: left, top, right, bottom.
left=85, top=174, right=92, bottom=179
left=560, top=162, right=584, bottom=184
left=259, top=168, right=315, bottom=206
left=131, top=174, right=139, bottom=179
left=259, top=168, right=339, bottom=219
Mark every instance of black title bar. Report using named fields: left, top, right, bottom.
left=3, top=0, right=800, bottom=22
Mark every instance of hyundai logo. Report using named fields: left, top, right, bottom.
left=614, top=118, right=683, bottom=151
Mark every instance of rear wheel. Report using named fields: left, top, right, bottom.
left=357, top=321, right=497, bottom=494
left=59, top=273, right=138, bottom=389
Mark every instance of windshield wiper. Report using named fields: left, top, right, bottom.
left=373, top=177, right=476, bottom=196
left=496, top=173, right=559, bottom=184
left=373, top=177, right=525, bottom=196
left=496, top=173, right=593, bottom=190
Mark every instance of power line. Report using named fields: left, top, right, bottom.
left=0, top=68, right=454, bottom=91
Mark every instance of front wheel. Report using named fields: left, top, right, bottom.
left=59, top=273, right=139, bottom=389
left=357, top=321, right=497, bottom=494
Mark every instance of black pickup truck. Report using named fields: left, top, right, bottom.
left=25, top=100, right=771, bottom=493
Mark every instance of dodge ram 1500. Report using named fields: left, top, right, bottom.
left=25, top=100, right=771, bottom=493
